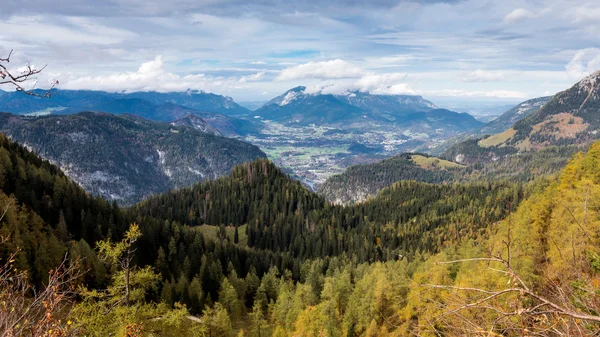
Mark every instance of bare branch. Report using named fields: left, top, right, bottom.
left=0, top=49, right=57, bottom=97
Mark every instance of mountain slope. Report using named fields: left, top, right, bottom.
left=406, top=141, right=600, bottom=335
left=318, top=153, right=464, bottom=204
left=0, top=112, right=266, bottom=204
left=336, top=90, right=437, bottom=119
left=255, top=86, right=367, bottom=126
left=136, top=158, right=524, bottom=262
left=255, top=86, right=483, bottom=133
left=507, top=71, right=600, bottom=148
left=170, top=114, right=222, bottom=136
left=440, top=72, right=600, bottom=165
left=0, top=133, right=128, bottom=285
left=478, top=96, right=551, bottom=135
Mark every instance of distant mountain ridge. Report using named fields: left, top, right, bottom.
left=255, top=86, right=483, bottom=133
left=0, top=89, right=250, bottom=116
left=0, top=89, right=261, bottom=137
left=0, top=112, right=266, bottom=204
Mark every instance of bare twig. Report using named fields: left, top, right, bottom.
left=0, top=49, right=57, bottom=97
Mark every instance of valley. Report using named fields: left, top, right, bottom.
left=241, top=117, right=470, bottom=188
left=242, top=119, right=420, bottom=188
left=3, top=1, right=600, bottom=335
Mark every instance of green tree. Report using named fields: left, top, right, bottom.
left=219, top=277, right=242, bottom=320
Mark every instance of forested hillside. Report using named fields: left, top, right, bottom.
left=3, top=131, right=600, bottom=336
left=318, top=153, right=463, bottom=204
left=136, top=159, right=524, bottom=263
left=0, top=112, right=266, bottom=204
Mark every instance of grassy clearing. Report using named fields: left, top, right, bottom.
left=478, top=128, right=517, bottom=148
left=411, top=154, right=464, bottom=169
left=195, top=224, right=248, bottom=246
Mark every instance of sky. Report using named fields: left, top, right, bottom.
left=1, top=0, right=600, bottom=103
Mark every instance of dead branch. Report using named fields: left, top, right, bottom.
left=0, top=49, right=57, bottom=97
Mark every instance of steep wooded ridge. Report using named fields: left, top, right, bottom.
left=318, top=153, right=463, bottom=204
left=0, top=112, right=265, bottom=204
left=442, top=72, right=600, bottom=166
left=0, top=133, right=128, bottom=285
left=403, top=141, right=600, bottom=335
left=136, top=158, right=524, bottom=262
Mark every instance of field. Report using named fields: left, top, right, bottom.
left=195, top=224, right=248, bottom=246
left=411, top=154, right=464, bottom=169
left=478, top=128, right=517, bottom=147
left=243, top=120, right=430, bottom=189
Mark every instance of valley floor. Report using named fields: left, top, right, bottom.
left=242, top=120, right=449, bottom=188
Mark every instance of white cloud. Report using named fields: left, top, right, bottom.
left=460, top=69, right=505, bottom=82
left=426, top=89, right=526, bottom=99
left=354, top=73, right=410, bottom=93
left=572, top=6, right=600, bottom=22
left=373, top=83, right=415, bottom=95
left=276, top=59, right=364, bottom=81
left=566, top=48, right=600, bottom=79
left=57, top=56, right=264, bottom=93
left=238, top=72, right=265, bottom=83
left=300, top=72, right=413, bottom=95
left=0, top=15, right=136, bottom=45
left=504, top=8, right=534, bottom=23
left=277, top=60, right=414, bottom=94
left=503, top=7, right=550, bottom=24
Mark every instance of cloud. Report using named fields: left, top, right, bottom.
left=566, top=48, right=600, bottom=79
left=277, top=60, right=413, bottom=94
left=238, top=72, right=265, bottom=82
left=57, top=56, right=265, bottom=92
left=460, top=69, right=505, bottom=82
left=1, top=0, right=460, bottom=18
left=504, top=8, right=534, bottom=23
left=354, top=73, right=411, bottom=93
left=503, top=7, right=550, bottom=24
left=426, top=89, right=526, bottom=98
left=0, top=15, right=137, bottom=46
left=299, top=71, right=413, bottom=95
left=572, top=6, right=600, bottom=22
left=276, top=59, right=365, bottom=81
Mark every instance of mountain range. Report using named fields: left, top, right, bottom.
left=254, top=86, right=483, bottom=133
left=0, top=89, right=250, bottom=116
left=0, top=112, right=265, bottom=204
left=0, top=89, right=262, bottom=137
left=320, top=72, right=600, bottom=204
left=441, top=71, right=600, bottom=165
